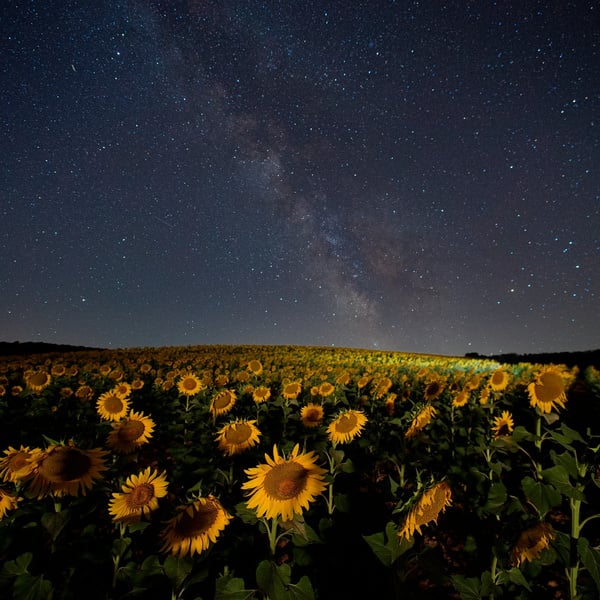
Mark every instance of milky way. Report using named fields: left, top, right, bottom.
left=2, top=1, right=598, bottom=355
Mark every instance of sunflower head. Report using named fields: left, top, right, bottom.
left=107, top=411, right=155, bottom=454
left=96, top=390, right=130, bottom=421
left=252, top=386, right=272, bottom=404
left=318, top=382, right=335, bottom=397
left=452, top=389, right=469, bottom=408
left=0, top=487, right=20, bottom=520
left=492, top=411, right=514, bottom=438
left=527, top=366, right=568, bottom=414
left=300, top=403, right=324, bottom=428
left=211, top=389, right=237, bottom=417
left=247, top=360, right=263, bottom=376
left=405, top=405, right=437, bottom=440
left=398, top=481, right=452, bottom=540
left=0, top=446, right=36, bottom=483
left=282, top=381, right=302, bottom=400
left=327, top=410, right=368, bottom=444
left=161, top=496, right=232, bottom=557
left=489, top=368, right=511, bottom=392
left=216, top=420, right=261, bottom=456
left=511, top=522, right=555, bottom=567
left=26, top=371, right=52, bottom=392
left=28, top=444, right=108, bottom=498
left=242, top=444, right=327, bottom=521
left=177, top=374, right=205, bottom=397
left=109, top=467, right=169, bottom=523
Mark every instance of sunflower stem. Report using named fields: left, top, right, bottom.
left=534, top=414, right=543, bottom=479
left=264, top=516, right=280, bottom=555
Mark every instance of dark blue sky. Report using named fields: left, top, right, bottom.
left=2, top=1, right=598, bottom=355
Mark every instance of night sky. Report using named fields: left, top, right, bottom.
left=2, top=1, right=599, bottom=356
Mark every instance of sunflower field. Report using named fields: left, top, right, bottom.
left=1, top=345, right=599, bottom=599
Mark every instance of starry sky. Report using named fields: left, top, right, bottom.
left=2, top=1, right=599, bottom=356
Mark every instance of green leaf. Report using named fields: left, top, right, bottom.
left=287, top=576, right=315, bottom=600
left=41, top=510, right=70, bottom=542
left=163, top=555, right=193, bottom=589
left=578, top=537, right=600, bottom=592
left=256, top=560, right=290, bottom=600
left=542, top=465, right=586, bottom=500
left=522, top=476, right=562, bottom=515
left=2, top=553, right=33, bottom=577
left=234, top=502, right=259, bottom=524
left=451, top=574, right=481, bottom=600
left=214, top=573, right=255, bottom=600
left=549, top=450, right=579, bottom=479
left=13, top=574, right=53, bottom=600
left=362, top=522, right=413, bottom=567
left=483, top=482, right=507, bottom=514
left=506, top=567, right=532, bottom=591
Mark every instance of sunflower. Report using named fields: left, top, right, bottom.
left=511, top=522, right=555, bottom=567
left=242, top=444, right=327, bottom=521
left=0, top=445, right=36, bottom=482
left=384, top=393, right=397, bottom=416
left=247, top=360, right=263, bottom=376
left=318, top=382, right=335, bottom=397
left=282, top=381, right=302, bottom=400
left=527, top=366, right=568, bottom=414
left=0, top=487, right=20, bottom=520
left=161, top=496, right=232, bottom=557
left=489, top=368, right=511, bottom=392
left=405, top=405, right=437, bottom=440
left=112, top=382, right=132, bottom=398
left=492, top=411, right=514, bottom=438
left=398, top=481, right=452, bottom=540
left=253, top=386, right=271, bottom=404
left=107, top=411, right=155, bottom=454
left=96, top=390, right=130, bottom=421
left=300, top=403, right=324, bottom=428
left=177, top=374, right=205, bottom=397
left=27, top=444, right=108, bottom=498
left=452, top=389, right=469, bottom=408
left=373, top=377, right=392, bottom=399
left=423, top=380, right=445, bottom=402
left=26, top=371, right=52, bottom=392
left=479, top=386, right=491, bottom=405
left=210, top=389, right=237, bottom=417
left=327, top=410, right=368, bottom=444
left=216, top=420, right=261, bottom=456
left=109, top=467, right=169, bottom=523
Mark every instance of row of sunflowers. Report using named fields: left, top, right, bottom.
left=0, top=344, right=599, bottom=599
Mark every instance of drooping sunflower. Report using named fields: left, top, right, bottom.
left=96, top=390, right=130, bottom=421
left=489, top=368, right=511, bottom=392
left=109, top=467, right=169, bottom=523
left=27, top=444, right=108, bottom=498
left=327, top=410, right=368, bottom=444
left=242, top=444, right=327, bottom=521
left=373, top=377, right=392, bottom=399
left=405, top=405, right=437, bottom=439
left=511, top=522, right=555, bottom=567
left=300, top=403, right=324, bottom=428
left=527, top=366, right=568, bottom=414
left=282, top=381, right=302, bottom=400
left=107, top=411, right=155, bottom=454
left=0, top=487, right=20, bottom=520
left=384, top=393, right=397, bottom=416
left=26, top=371, right=52, bottom=392
left=0, top=445, right=36, bottom=483
left=252, top=386, right=272, bottom=404
left=492, top=411, right=514, bottom=438
left=177, top=374, right=205, bottom=397
left=161, top=496, right=232, bottom=557
left=210, top=389, right=237, bottom=417
left=215, top=420, right=261, bottom=456
left=398, top=481, right=452, bottom=540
